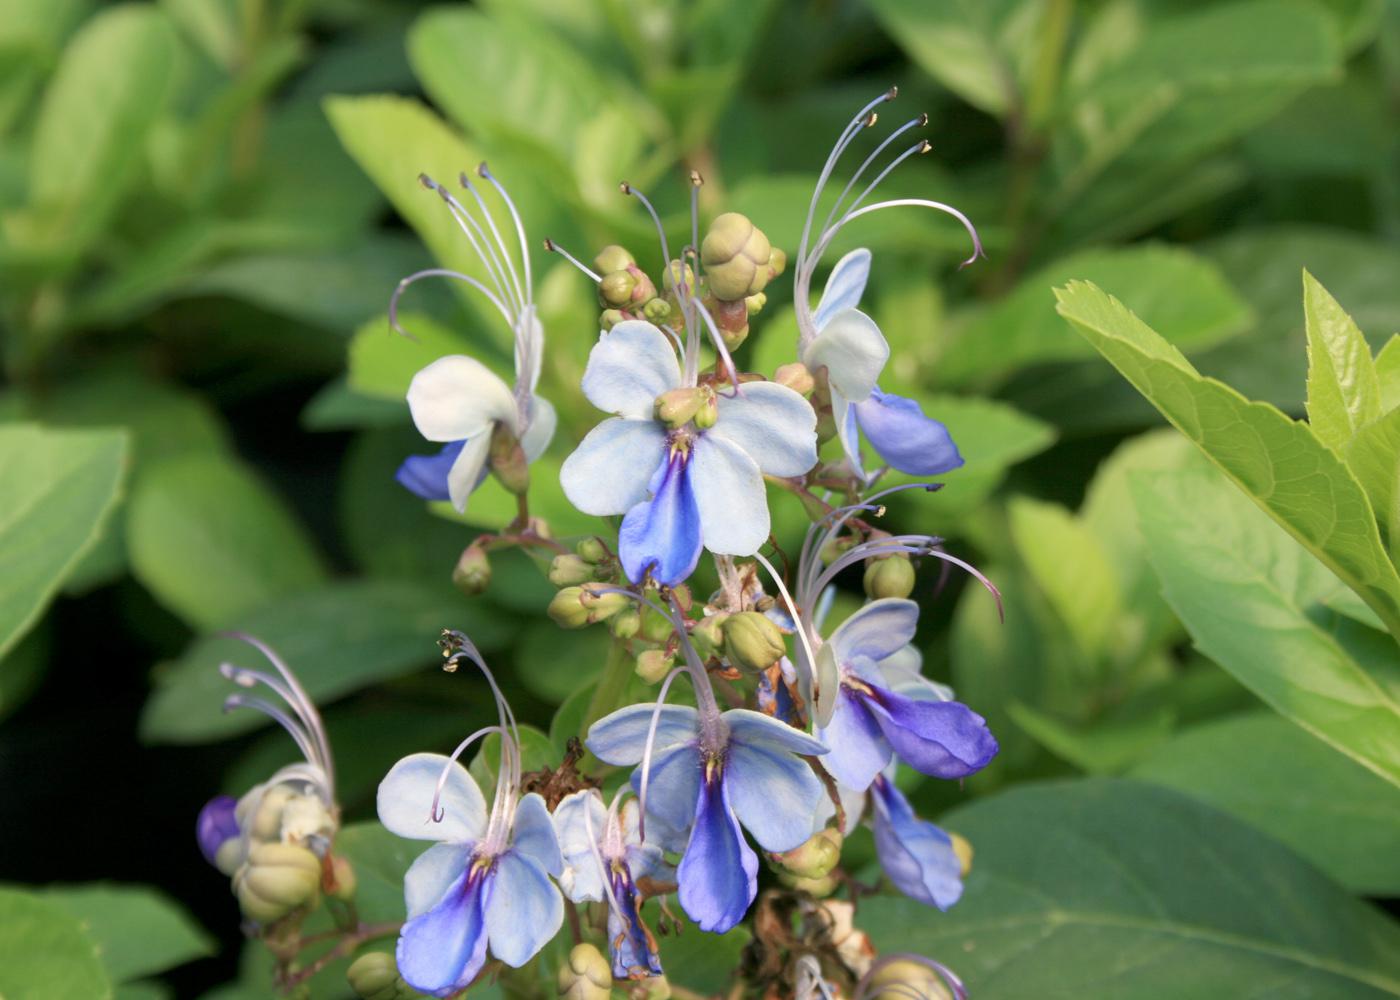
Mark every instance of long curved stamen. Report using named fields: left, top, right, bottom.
left=688, top=296, right=741, bottom=397
left=419, top=175, right=521, bottom=320
left=689, top=171, right=703, bottom=283
left=441, top=633, right=522, bottom=830
left=620, top=182, right=672, bottom=286
left=829, top=140, right=932, bottom=238
left=853, top=954, right=967, bottom=1000
left=816, top=538, right=1002, bottom=620
left=659, top=323, right=686, bottom=357
left=665, top=596, right=723, bottom=730
left=814, top=198, right=984, bottom=271
left=751, top=551, right=821, bottom=705
left=222, top=694, right=323, bottom=776
left=477, top=163, right=533, bottom=314
left=542, top=238, right=603, bottom=282
left=581, top=793, right=626, bottom=920
left=390, top=268, right=515, bottom=336
left=459, top=172, right=527, bottom=315
left=220, top=634, right=334, bottom=792
left=635, top=666, right=689, bottom=845
left=817, top=114, right=928, bottom=244
left=430, top=724, right=507, bottom=823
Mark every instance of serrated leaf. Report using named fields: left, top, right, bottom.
left=0, top=887, right=112, bottom=1000
left=862, top=779, right=1400, bottom=998
left=1305, top=270, right=1381, bottom=452
left=126, top=453, right=326, bottom=630
left=1132, top=712, right=1400, bottom=895
left=0, top=424, right=126, bottom=659
left=1008, top=497, right=1119, bottom=657
left=44, top=885, right=214, bottom=983
left=1133, top=466, right=1400, bottom=789
left=1057, top=279, right=1400, bottom=640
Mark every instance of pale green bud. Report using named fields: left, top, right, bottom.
left=693, top=391, right=718, bottom=429
left=213, top=838, right=242, bottom=877
left=594, top=244, right=635, bottom=274
left=745, top=291, right=767, bottom=315
left=558, top=943, right=612, bottom=1000
left=655, top=386, right=708, bottom=427
left=867, top=960, right=953, bottom=1000
left=768, top=247, right=787, bottom=279
left=863, top=554, right=916, bottom=600
left=599, top=270, right=638, bottom=308
left=772, top=827, right=842, bottom=879
left=610, top=608, right=642, bottom=639
left=279, top=794, right=335, bottom=847
left=723, top=611, right=786, bottom=672
left=640, top=606, right=673, bottom=643
left=690, top=613, right=728, bottom=660
left=700, top=213, right=772, bottom=301
left=329, top=855, right=356, bottom=902
left=489, top=422, right=529, bottom=495
left=580, top=583, right=629, bottom=623
left=774, top=362, right=814, bottom=396
left=951, top=832, right=973, bottom=876
left=662, top=259, right=695, bottom=295
left=549, top=553, right=595, bottom=587
left=548, top=586, right=591, bottom=629
left=819, top=534, right=856, bottom=566
left=642, top=297, right=672, bottom=323
left=576, top=537, right=609, bottom=564
left=234, top=842, right=322, bottom=924
left=250, top=785, right=296, bottom=842
left=347, top=952, right=410, bottom=1000
left=635, top=648, right=674, bottom=683
left=452, top=545, right=491, bottom=596
left=601, top=308, right=626, bottom=330
left=776, top=869, right=840, bottom=896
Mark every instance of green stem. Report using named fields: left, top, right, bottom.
left=1024, top=0, right=1074, bottom=133
left=578, top=639, right=634, bottom=772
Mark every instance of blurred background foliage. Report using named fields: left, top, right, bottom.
left=2, top=0, right=1399, bottom=996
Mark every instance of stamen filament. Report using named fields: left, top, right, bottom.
left=581, top=793, right=626, bottom=920
left=751, top=551, right=821, bottom=710
left=817, top=115, right=928, bottom=242
left=636, top=665, right=689, bottom=845
left=688, top=296, right=741, bottom=397
left=542, top=238, right=603, bottom=283
left=813, top=198, right=984, bottom=271
left=390, top=268, right=515, bottom=334
left=420, top=175, right=521, bottom=319
left=220, top=634, right=335, bottom=791
left=431, top=724, right=507, bottom=823
left=476, top=163, right=534, bottom=314
left=222, top=694, right=323, bottom=776
left=459, top=172, right=527, bottom=315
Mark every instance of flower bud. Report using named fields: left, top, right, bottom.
left=601, top=308, right=626, bottom=330
left=640, top=606, right=673, bottom=643
left=580, top=583, right=630, bottom=623
left=768, top=247, right=787, bottom=279
left=951, top=832, right=973, bottom=876
left=250, top=784, right=296, bottom=842
left=671, top=583, right=693, bottom=612
left=745, top=292, right=766, bottom=315
left=548, top=587, right=591, bottom=629
left=701, top=213, right=772, bottom=301
left=594, top=244, right=635, bottom=274
left=867, top=960, right=953, bottom=1000
left=489, top=422, right=529, bottom=495
left=662, top=259, right=695, bottom=295
left=772, top=827, right=842, bottom=879
left=693, top=391, right=719, bottom=430
left=279, top=794, right=335, bottom=847
left=723, top=611, right=786, bottom=672
left=558, top=943, right=612, bottom=1000
left=776, top=869, right=840, bottom=896
left=635, top=648, right=674, bottom=684
left=643, top=297, right=672, bottom=323
left=599, top=270, right=638, bottom=308
left=329, top=855, right=356, bottom=902
left=774, top=362, right=814, bottom=396
left=690, top=613, right=728, bottom=660
left=347, top=952, right=409, bottom=1000
left=655, top=386, right=708, bottom=427
left=549, top=553, right=595, bottom=587
left=819, top=534, right=856, bottom=566
left=576, top=537, right=609, bottom=564
left=610, top=607, right=642, bottom=639
left=863, top=554, right=916, bottom=600
left=234, top=842, right=322, bottom=924
left=453, top=545, right=492, bottom=596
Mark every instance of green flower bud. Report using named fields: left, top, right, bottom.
left=576, top=537, right=609, bottom=564
left=642, top=297, right=672, bottom=323
left=279, top=794, right=335, bottom=847
left=214, top=837, right=242, bottom=877
left=723, top=611, right=786, bottom=672
left=234, top=842, right=322, bottom=924
left=655, top=386, right=709, bottom=427
left=329, top=855, right=356, bottom=902
left=768, top=247, right=787, bottom=279
left=635, top=648, right=674, bottom=683
left=863, top=554, right=916, bottom=600
left=951, top=832, right=973, bottom=876
left=867, top=960, right=953, bottom=1000
left=662, top=259, right=695, bottom=295
left=772, top=827, right=842, bottom=879
left=549, top=553, right=595, bottom=587
left=489, top=422, right=530, bottom=495
left=693, top=391, right=719, bottom=429
left=594, top=244, right=635, bottom=274
left=347, top=952, right=409, bottom=1000
left=452, top=545, right=491, bottom=596
left=558, top=943, right=612, bottom=1000
left=580, top=583, right=629, bottom=622
left=610, top=607, right=642, bottom=639
left=548, top=586, right=591, bottom=629
left=672, top=583, right=693, bottom=612
left=640, top=606, right=673, bottom=643
left=774, top=363, right=814, bottom=396
left=776, top=868, right=840, bottom=896
left=601, top=308, right=626, bottom=330
left=700, top=213, right=772, bottom=301
left=690, top=613, right=728, bottom=660
left=745, top=291, right=766, bottom=315
left=819, top=534, right=856, bottom=566
left=599, top=270, right=638, bottom=308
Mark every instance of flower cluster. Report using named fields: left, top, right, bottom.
left=198, top=88, right=998, bottom=1000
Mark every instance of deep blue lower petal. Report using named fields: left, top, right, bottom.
left=854, top=388, right=963, bottom=476
left=817, top=687, right=893, bottom=791
left=397, top=865, right=490, bottom=997
left=871, top=775, right=963, bottom=910
left=866, top=687, right=998, bottom=779
left=677, top=770, right=757, bottom=933
left=608, top=866, right=664, bottom=979
left=196, top=795, right=239, bottom=866
left=619, top=452, right=702, bottom=585
left=396, top=440, right=468, bottom=501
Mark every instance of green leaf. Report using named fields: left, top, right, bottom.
left=470, top=724, right=557, bottom=801
left=1346, top=408, right=1400, bottom=555
left=140, top=580, right=514, bottom=743
left=43, top=885, right=214, bottom=983
left=347, top=311, right=475, bottom=402
left=1006, top=700, right=1175, bottom=774
left=1007, top=497, right=1119, bottom=657
left=1305, top=270, right=1381, bottom=452
left=1056, top=279, right=1400, bottom=640
left=1377, top=337, right=1400, bottom=414
left=861, top=779, right=1400, bottom=998
left=1132, top=712, right=1400, bottom=896
left=0, top=887, right=112, bottom=1000
left=661, top=922, right=751, bottom=995
left=941, top=245, right=1251, bottom=387
left=1133, top=466, right=1400, bottom=789
left=334, top=822, right=423, bottom=924
left=126, top=453, right=326, bottom=630
left=0, top=424, right=126, bottom=660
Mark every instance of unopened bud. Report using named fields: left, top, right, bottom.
left=693, top=391, right=719, bottom=429
left=950, top=832, right=973, bottom=876
left=701, top=213, right=773, bottom=301
left=635, top=648, right=674, bottom=683
left=197, top=795, right=241, bottom=874
left=548, top=586, right=591, bottom=629
left=867, top=960, right=953, bottom=1000
left=329, top=855, right=356, bottom=901
left=234, top=842, right=322, bottom=923
left=662, top=259, right=695, bottom=295
left=643, top=297, right=672, bottom=323
left=723, top=611, right=786, bottom=672
left=594, top=244, right=635, bottom=274
left=489, top=422, right=529, bottom=495
left=671, top=583, right=693, bottom=611
left=819, top=534, right=856, bottom=566
left=599, top=270, right=638, bottom=308
left=601, top=308, right=626, bottom=330
left=690, top=613, right=728, bottom=660
left=347, top=952, right=410, bottom=1000
left=768, top=247, right=787, bottom=279
left=250, top=785, right=295, bottom=842
left=776, top=869, right=840, bottom=896
left=580, top=583, right=629, bottom=622
left=577, top=537, right=609, bottom=564
left=774, top=362, right=814, bottom=396
left=773, top=827, right=842, bottom=879
left=610, top=608, right=641, bottom=639
left=279, top=794, right=334, bottom=847
left=863, top=554, right=915, bottom=600
left=452, top=544, right=491, bottom=596
left=549, top=553, right=594, bottom=587
left=655, top=386, right=709, bottom=427
left=558, top=943, right=612, bottom=1000
left=640, top=606, right=673, bottom=643
left=745, top=291, right=766, bottom=315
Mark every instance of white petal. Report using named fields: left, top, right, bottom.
left=580, top=321, right=681, bottom=419
left=710, top=382, right=818, bottom=478
left=447, top=433, right=493, bottom=514
left=832, top=389, right=865, bottom=480
left=378, top=753, right=487, bottom=843
left=813, top=248, right=871, bottom=330
left=553, top=791, right=607, bottom=903
left=800, top=309, right=888, bottom=403
left=406, top=356, right=516, bottom=442
left=519, top=395, right=556, bottom=462
left=514, top=306, right=545, bottom=393
left=560, top=417, right=665, bottom=516
left=691, top=434, right=769, bottom=556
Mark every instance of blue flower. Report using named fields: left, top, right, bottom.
left=554, top=790, right=669, bottom=979
left=587, top=704, right=828, bottom=933
left=560, top=320, right=817, bottom=585
left=377, top=753, right=564, bottom=997
left=196, top=795, right=239, bottom=869
left=870, top=771, right=963, bottom=910
left=814, top=599, right=997, bottom=791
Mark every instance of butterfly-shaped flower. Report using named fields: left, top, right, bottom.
left=561, top=320, right=816, bottom=585
left=869, top=767, right=964, bottom=910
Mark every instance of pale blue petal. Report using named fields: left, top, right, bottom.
left=397, top=868, right=489, bottom=997
left=691, top=433, right=768, bottom=556
left=709, top=381, right=818, bottom=478
left=630, top=742, right=702, bottom=839
left=407, top=355, right=516, bottom=441
left=446, top=432, right=493, bottom=514
left=560, top=417, right=665, bottom=516
left=725, top=743, right=826, bottom=852
left=853, top=389, right=963, bottom=476
left=816, top=688, right=893, bottom=791
left=519, top=395, right=556, bottom=462
left=619, top=454, right=702, bottom=585
left=723, top=708, right=828, bottom=757
left=484, top=852, right=564, bottom=967
left=553, top=791, right=607, bottom=903
left=677, top=774, right=757, bottom=933
left=828, top=598, right=920, bottom=666
left=378, top=753, right=487, bottom=843
left=813, top=248, right=871, bottom=330
left=800, top=308, right=887, bottom=403
left=396, top=441, right=465, bottom=502
left=581, top=321, right=681, bottom=419
left=405, top=843, right=470, bottom=920
left=512, top=792, right=563, bottom=877
left=586, top=704, right=701, bottom=765
left=871, top=777, right=963, bottom=910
